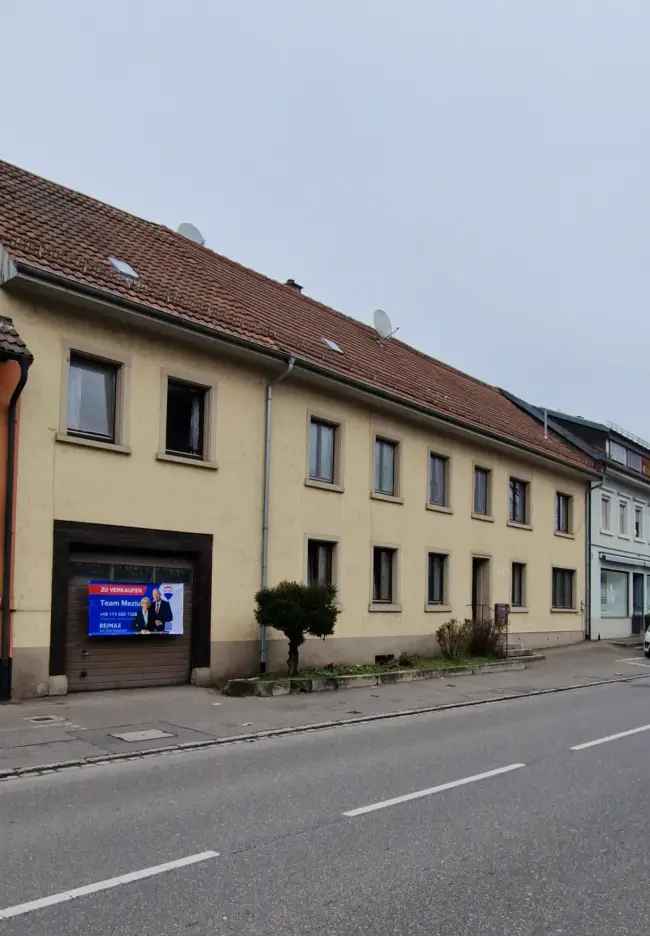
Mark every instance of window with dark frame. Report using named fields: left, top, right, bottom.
left=166, top=379, right=207, bottom=459
left=427, top=552, right=447, bottom=605
left=309, top=418, right=336, bottom=483
left=474, top=467, right=490, bottom=515
left=307, top=540, right=335, bottom=587
left=552, top=568, right=574, bottom=609
left=67, top=352, right=118, bottom=442
left=511, top=562, right=526, bottom=608
left=556, top=493, right=571, bottom=534
left=509, top=478, right=529, bottom=525
left=373, top=546, right=396, bottom=603
left=374, top=438, right=397, bottom=496
left=428, top=454, right=448, bottom=507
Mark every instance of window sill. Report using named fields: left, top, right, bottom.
left=600, top=529, right=614, bottom=537
left=554, top=531, right=575, bottom=540
left=371, top=492, right=404, bottom=505
left=156, top=452, right=218, bottom=470
left=424, top=603, right=451, bottom=614
left=426, top=503, right=452, bottom=515
left=471, top=512, right=494, bottom=523
left=507, top=521, right=533, bottom=532
left=368, top=602, right=402, bottom=613
left=56, top=432, right=131, bottom=455
left=635, top=538, right=646, bottom=544
left=304, top=478, right=344, bottom=494
left=619, top=534, right=631, bottom=541
left=551, top=607, right=579, bottom=614
left=509, top=606, right=529, bottom=614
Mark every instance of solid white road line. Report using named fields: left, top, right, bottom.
left=571, top=723, right=650, bottom=751
left=0, top=850, right=219, bottom=921
left=343, top=763, right=526, bottom=817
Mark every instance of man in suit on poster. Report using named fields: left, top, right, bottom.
left=151, top=588, right=173, bottom=632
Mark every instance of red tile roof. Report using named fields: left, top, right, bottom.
left=0, top=159, right=595, bottom=473
left=0, top=315, right=32, bottom=360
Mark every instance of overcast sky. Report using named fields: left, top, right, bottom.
left=2, top=2, right=648, bottom=436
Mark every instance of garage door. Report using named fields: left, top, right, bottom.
left=65, top=555, right=194, bottom=691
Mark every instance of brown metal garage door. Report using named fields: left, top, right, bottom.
left=65, top=554, right=193, bottom=691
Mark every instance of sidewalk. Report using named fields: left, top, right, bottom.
left=1, top=642, right=647, bottom=777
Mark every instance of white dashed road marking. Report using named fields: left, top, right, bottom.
left=343, top=763, right=526, bottom=817
left=0, top=851, right=220, bottom=921
left=571, top=723, right=650, bottom=751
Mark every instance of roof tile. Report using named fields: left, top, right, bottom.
left=0, top=159, right=593, bottom=471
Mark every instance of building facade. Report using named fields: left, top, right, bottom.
left=548, top=414, right=650, bottom=640
left=506, top=403, right=650, bottom=641
left=0, top=160, right=596, bottom=698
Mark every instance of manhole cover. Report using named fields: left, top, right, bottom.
left=110, top=729, right=174, bottom=743
left=26, top=715, right=64, bottom=724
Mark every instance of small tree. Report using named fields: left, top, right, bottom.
left=255, top=581, right=339, bottom=676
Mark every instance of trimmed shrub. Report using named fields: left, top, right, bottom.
left=255, top=581, right=339, bottom=676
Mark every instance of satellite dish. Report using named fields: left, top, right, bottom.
left=373, top=308, right=395, bottom=339
left=177, top=222, right=205, bottom=246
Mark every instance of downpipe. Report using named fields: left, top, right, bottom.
left=259, top=356, right=295, bottom=673
left=1, top=357, right=31, bottom=701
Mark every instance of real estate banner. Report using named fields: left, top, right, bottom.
left=88, top=582, right=184, bottom=636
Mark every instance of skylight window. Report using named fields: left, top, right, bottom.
left=322, top=337, right=343, bottom=353
left=109, top=256, right=138, bottom=280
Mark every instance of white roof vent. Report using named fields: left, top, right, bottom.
left=322, top=337, right=343, bottom=353
left=177, top=222, right=205, bottom=246
left=109, top=256, right=138, bottom=280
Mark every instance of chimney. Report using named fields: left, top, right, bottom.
left=285, top=278, right=303, bottom=293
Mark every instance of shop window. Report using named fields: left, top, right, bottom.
left=601, top=569, right=629, bottom=617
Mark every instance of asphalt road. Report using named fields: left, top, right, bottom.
left=2, top=677, right=650, bottom=935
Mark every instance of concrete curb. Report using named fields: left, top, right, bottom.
left=2, top=668, right=649, bottom=782
left=223, top=656, right=545, bottom=697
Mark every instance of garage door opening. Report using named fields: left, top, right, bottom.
left=51, top=522, right=212, bottom=693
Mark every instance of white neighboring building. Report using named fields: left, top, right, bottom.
left=505, top=399, right=650, bottom=641
left=544, top=413, right=650, bottom=640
